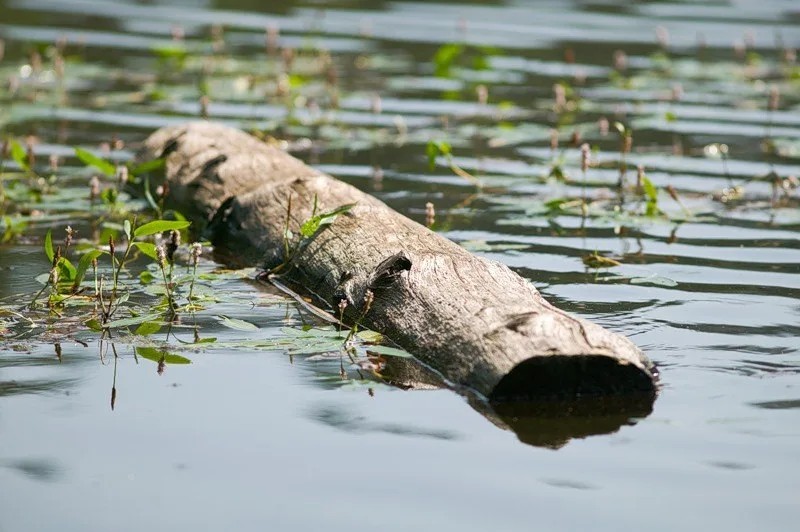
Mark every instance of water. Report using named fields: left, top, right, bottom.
left=1, top=1, right=799, bottom=530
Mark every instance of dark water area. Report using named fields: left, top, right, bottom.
left=1, top=0, right=799, bottom=530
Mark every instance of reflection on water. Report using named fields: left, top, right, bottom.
left=0, top=377, right=80, bottom=396
left=309, top=404, right=462, bottom=441
left=0, top=0, right=799, bottom=530
left=1, top=458, right=63, bottom=482
left=485, top=394, right=655, bottom=450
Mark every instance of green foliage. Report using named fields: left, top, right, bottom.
left=75, top=147, right=116, bottom=177
left=300, top=202, right=356, bottom=239
left=131, top=241, right=158, bottom=261
left=133, top=220, right=191, bottom=238
left=426, top=140, right=451, bottom=170
left=134, top=321, right=162, bottom=336
left=43, top=229, right=54, bottom=263
left=274, top=197, right=355, bottom=274
left=73, top=250, right=104, bottom=289
left=10, top=140, right=29, bottom=173
left=433, top=43, right=464, bottom=77
left=641, top=175, right=660, bottom=217
left=425, top=140, right=480, bottom=187
left=432, top=43, right=498, bottom=77
left=152, top=44, right=188, bottom=70
left=129, top=158, right=165, bottom=176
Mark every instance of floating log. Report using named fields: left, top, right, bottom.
left=138, top=122, right=658, bottom=401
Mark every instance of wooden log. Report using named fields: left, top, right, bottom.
left=138, top=122, right=659, bottom=401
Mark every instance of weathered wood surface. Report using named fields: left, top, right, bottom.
left=139, top=121, right=658, bottom=401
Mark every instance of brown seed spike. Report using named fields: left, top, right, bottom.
left=425, top=202, right=435, bottom=227
left=580, top=143, right=591, bottom=173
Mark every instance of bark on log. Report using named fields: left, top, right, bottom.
left=138, top=122, right=659, bottom=401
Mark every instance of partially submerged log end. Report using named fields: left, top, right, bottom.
left=139, top=121, right=659, bottom=401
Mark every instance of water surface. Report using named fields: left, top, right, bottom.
left=1, top=1, right=799, bottom=531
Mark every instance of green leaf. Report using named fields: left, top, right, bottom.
left=642, top=176, right=659, bottom=203
left=136, top=347, right=191, bottom=365
left=612, top=121, right=627, bottom=136
left=44, top=229, right=54, bottom=263
left=548, top=164, right=567, bottom=181
left=152, top=44, right=188, bottom=61
left=10, top=140, right=30, bottom=172
left=216, top=316, right=259, bottom=331
left=300, top=204, right=356, bottom=239
left=129, top=158, right=165, bottom=176
left=433, top=43, right=463, bottom=77
left=84, top=318, right=103, bottom=331
left=56, top=257, right=77, bottom=282
left=132, top=241, right=158, bottom=260
left=123, top=220, right=132, bottom=241
left=134, top=321, right=162, bottom=336
left=426, top=140, right=452, bottom=171
left=426, top=141, right=439, bottom=170
left=73, top=249, right=104, bottom=288
left=74, top=147, right=116, bottom=177
left=544, top=197, right=568, bottom=212
left=664, top=111, right=678, bottom=122
left=133, top=220, right=191, bottom=238
left=300, top=217, right=321, bottom=239
left=139, top=270, right=155, bottom=284
left=100, top=187, right=118, bottom=205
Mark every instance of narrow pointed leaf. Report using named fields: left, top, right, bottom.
left=44, top=230, right=54, bottom=263
left=74, top=147, right=116, bottom=177
left=133, top=220, right=191, bottom=238
left=132, top=241, right=158, bottom=260
left=73, top=249, right=104, bottom=288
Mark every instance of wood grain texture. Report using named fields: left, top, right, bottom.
left=139, top=121, right=658, bottom=400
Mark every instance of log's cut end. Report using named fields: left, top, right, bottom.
left=489, top=355, right=657, bottom=402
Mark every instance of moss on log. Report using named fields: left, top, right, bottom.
left=139, top=122, right=658, bottom=401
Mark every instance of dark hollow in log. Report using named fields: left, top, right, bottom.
left=138, top=122, right=659, bottom=401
